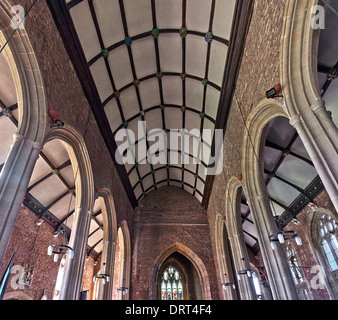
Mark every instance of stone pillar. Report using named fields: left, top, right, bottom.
left=0, top=134, right=42, bottom=263
left=99, top=240, right=116, bottom=300
left=59, top=207, right=92, bottom=300
left=233, top=231, right=257, bottom=300
left=247, top=193, right=299, bottom=300
left=290, top=113, right=338, bottom=214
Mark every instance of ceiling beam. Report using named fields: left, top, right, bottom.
left=265, top=140, right=314, bottom=166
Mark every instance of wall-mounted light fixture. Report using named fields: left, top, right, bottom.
left=222, top=273, right=236, bottom=290
left=266, top=84, right=283, bottom=99
left=116, top=286, right=129, bottom=296
left=93, top=273, right=110, bottom=285
left=49, top=109, right=64, bottom=128
left=269, top=216, right=302, bottom=250
left=237, top=258, right=253, bottom=280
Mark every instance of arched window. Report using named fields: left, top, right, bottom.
left=318, top=213, right=338, bottom=271
left=161, top=265, right=183, bottom=301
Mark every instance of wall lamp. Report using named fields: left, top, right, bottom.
left=269, top=216, right=302, bottom=250
left=222, top=273, right=236, bottom=290
left=266, top=84, right=283, bottom=99
left=117, top=286, right=129, bottom=296
left=237, top=258, right=253, bottom=280
left=47, top=244, right=74, bottom=262
left=49, top=109, right=64, bottom=128
left=93, top=274, right=110, bottom=285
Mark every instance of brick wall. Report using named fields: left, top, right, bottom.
left=0, top=205, right=59, bottom=300
left=130, top=186, right=218, bottom=300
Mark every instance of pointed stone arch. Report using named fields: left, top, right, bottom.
left=0, top=0, right=48, bottom=263
left=215, top=213, right=238, bottom=300
left=149, top=242, right=211, bottom=300
left=223, top=176, right=256, bottom=300
left=44, top=124, right=95, bottom=300
left=241, top=98, right=299, bottom=300
left=119, top=220, right=131, bottom=300
left=95, top=188, right=118, bottom=300
left=281, top=0, right=338, bottom=212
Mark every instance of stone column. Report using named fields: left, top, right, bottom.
left=248, top=193, right=299, bottom=300
left=290, top=113, right=338, bottom=214
left=233, top=231, right=257, bottom=300
left=100, top=240, right=116, bottom=300
left=59, top=207, right=92, bottom=300
left=0, top=134, right=42, bottom=263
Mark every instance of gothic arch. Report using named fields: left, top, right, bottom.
left=95, top=188, right=118, bottom=300
left=0, top=1, right=48, bottom=263
left=241, top=98, right=299, bottom=300
left=281, top=0, right=338, bottom=212
left=44, top=124, right=95, bottom=300
left=224, top=176, right=256, bottom=300
left=120, top=220, right=131, bottom=300
left=215, top=213, right=237, bottom=300
left=149, top=242, right=211, bottom=300
left=0, top=0, right=48, bottom=141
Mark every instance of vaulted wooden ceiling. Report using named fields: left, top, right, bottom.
left=47, top=0, right=254, bottom=209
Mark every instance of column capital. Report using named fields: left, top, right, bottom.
left=289, top=114, right=302, bottom=128
left=310, top=99, right=325, bottom=114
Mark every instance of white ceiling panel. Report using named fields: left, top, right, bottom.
left=124, top=0, right=153, bottom=37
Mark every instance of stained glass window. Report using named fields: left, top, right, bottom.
left=161, top=265, right=184, bottom=300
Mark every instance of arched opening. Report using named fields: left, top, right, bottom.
left=157, top=252, right=200, bottom=300
left=242, top=99, right=299, bottom=300
left=215, top=214, right=239, bottom=300
left=112, top=226, right=125, bottom=300
left=85, top=189, right=118, bottom=300
left=150, top=242, right=211, bottom=300
left=0, top=44, right=17, bottom=171
left=0, top=3, right=48, bottom=265
left=225, top=178, right=258, bottom=300
left=317, top=0, right=338, bottom=128
left=43, top=125, right=95, bottom=300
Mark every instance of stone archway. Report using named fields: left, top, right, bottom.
left=224, top=176, right=257, bottom=300
left=0, top=0, right=48, bottom=264
left=149, top=242, right=211, bottom=300
left=120, top=220, right=131, bottom=300
left=44, top=124, right=95, bottom=300
left=281, top=0, right=338, bottom=212
left=241, top=98, right=299, bottom=300
left=95, top=188, right=118, bottom=300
